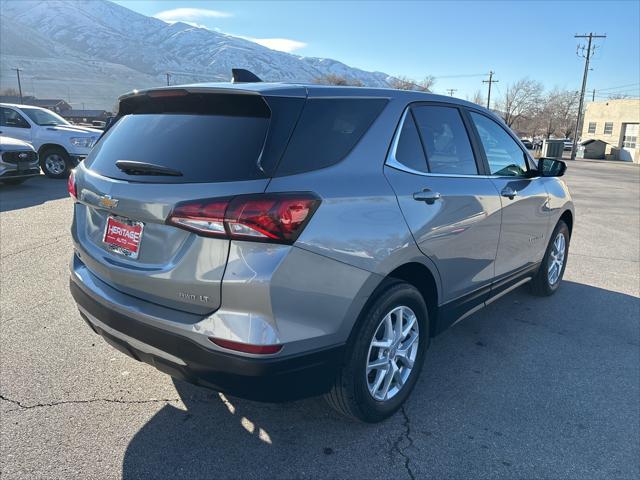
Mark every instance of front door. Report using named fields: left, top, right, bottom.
left=467, top=110, right=550, bottom=279
left=0, top=107, right=32, bottom=143
left=384, top=104, right=502, bottom=306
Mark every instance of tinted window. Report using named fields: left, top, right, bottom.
left=412, top=106, right=477, bottom=175
left=85, top=113, right=269, bottom=183
left=394, top=112, right=428, bottom=173
left=276, top=98, right=388, bottom=176
left=470, top=112, right=528, bottom=176
left=85, top=93, right=279, bottom=183
left=1, top=107, right=30, bottom=128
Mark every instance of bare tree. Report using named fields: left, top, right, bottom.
left=527, top=88, right=578, bottom=139
left=534, top=89, right=561, bottom=139
left=556, top=90, right=579, bottom=139
left=314, top=74, right=363, bottom=87
left=466, top=89, right=485, bottom=106
left=388, top=75, right=436, bottom=92
left=497, top=78, right=544, bottom=127
left=0, top=88, right=21, bottom=96
left=608, top=93, right=630, bottom=100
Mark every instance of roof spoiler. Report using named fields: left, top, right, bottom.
left=231, top=68, right=263, bottom=83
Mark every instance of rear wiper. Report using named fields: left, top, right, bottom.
left=115, top=160, right=183, bottom=177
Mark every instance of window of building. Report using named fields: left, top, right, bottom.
left=587, top=122, right=597, bottom=134
left=604, top=122, right=614, bottom=135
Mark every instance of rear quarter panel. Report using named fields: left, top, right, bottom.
left=266, top=97, right=443, bottom=299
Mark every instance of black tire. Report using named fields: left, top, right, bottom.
left=529, top=220, right=570, bottom=296
left=325, top=281, right=429, bottom=423
left=1, top=178, right=26, bottom=185
left=40, top=146, right=72, bottom=179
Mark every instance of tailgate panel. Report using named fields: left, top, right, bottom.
left=72, top=170, right=269, bottom=314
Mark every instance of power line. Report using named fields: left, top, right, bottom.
left=482, top=71, right=498, bottom=109
left=432, top=73, right=487, bottom=79
left=446, top=88, right=457, bottom=96
left=594, top=82, right=640, bottom=92
left=571, top=32, right=606, bottom=160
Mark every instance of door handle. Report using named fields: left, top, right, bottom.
left=413, top=189, right=441, bottom=204
left=501, top=187, right=518, bottom=199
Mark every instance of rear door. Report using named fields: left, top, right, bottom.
left=384, top=103, right=502, bottom=306
left=72, top=90, right=304, bottom=314
left=466, top=110, right=550, bottom=279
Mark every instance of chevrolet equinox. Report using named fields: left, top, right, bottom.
left=69, top=78, right=574, bottom=422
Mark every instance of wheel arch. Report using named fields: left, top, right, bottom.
left=386, top=262, right=440, bottom=337
left=38, top=143, right=68, bottom=156
left=559, top=209, right=573, bottom=235
left=347, top=261, right=441, bottom=346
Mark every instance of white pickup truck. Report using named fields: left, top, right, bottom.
left=0, top=103, right=102, bottom=178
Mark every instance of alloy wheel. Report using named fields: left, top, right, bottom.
left=366, top=305, right=419, bottom=401
left=45, top=154, right=66, bottom=175
left=547, top=232, right=566, bottom=285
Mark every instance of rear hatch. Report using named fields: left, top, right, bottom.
left=72, top=88, right=305, bottom=314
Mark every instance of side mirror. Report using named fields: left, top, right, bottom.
left=536, top=157, right=566, bottom=177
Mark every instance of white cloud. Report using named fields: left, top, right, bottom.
left=154, top=7, right=232, bottom=22
left=238, top=36, right=307, bottom=53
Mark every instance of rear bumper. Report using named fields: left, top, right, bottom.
left=70, top=278, right=345, bottom=402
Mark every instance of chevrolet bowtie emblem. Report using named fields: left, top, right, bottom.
left=99, top=195, right=119, bottom=209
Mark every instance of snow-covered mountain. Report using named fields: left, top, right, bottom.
left=0, top=0, right=392, bottom=110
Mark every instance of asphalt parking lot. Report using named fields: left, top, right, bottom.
left=1, top=160, right=639, bottom=480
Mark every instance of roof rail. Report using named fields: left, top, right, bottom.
left=231, top=69, right=263, bottom=83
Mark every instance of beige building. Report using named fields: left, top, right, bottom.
left=581, top=98, right=640, bottom=163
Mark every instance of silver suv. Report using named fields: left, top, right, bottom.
left=69, top=80, right=574, bottom=422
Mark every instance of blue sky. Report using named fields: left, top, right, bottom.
left=114, top=0, right=640, bottom=100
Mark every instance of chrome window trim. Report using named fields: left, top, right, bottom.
left=385, top=106, right=514, bottom=180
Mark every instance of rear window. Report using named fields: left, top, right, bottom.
left=275, top=98, right=388, bottom=176
left=85, top=93, right=277, bottom=184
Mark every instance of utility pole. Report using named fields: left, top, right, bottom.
left=571, top=32, right=606, bottom=160
left=165, top=72, right=171, bottom=86
left=482, top=71, right=498, bottom=110
left=12, top=68, right=23, bottom=102
left=446, top=88, right=457, bottom=97
left=592, top=88, right=595, bottom=102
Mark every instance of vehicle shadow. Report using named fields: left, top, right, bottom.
left=0, top=175, right=68, bottom=212
left=121, top=281, right=639, bottom=479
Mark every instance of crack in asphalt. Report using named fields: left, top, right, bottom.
left=392, top=405, right=416, bottom=480
left=0, top=393, right=181, bottom=413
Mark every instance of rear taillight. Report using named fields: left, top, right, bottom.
left=67, top=170, right=77, bottom=200
left=167, top=193, right=320, bottom=244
